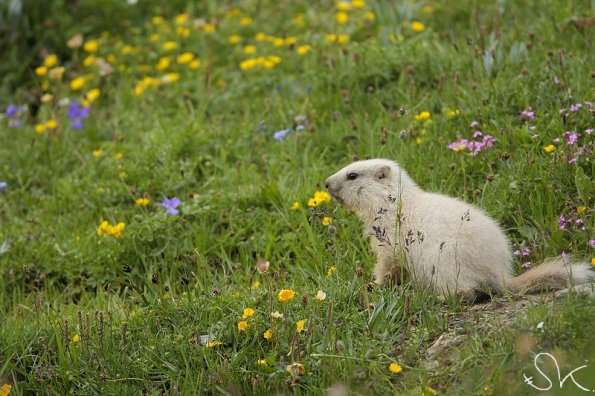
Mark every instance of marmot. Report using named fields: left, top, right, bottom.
left=325, top=159, right=592, bottom=299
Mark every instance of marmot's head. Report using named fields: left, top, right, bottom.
left=325, top=159, right=417, bottom=219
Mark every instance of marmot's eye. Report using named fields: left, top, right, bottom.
left=347, top=172, right=358, bottom=181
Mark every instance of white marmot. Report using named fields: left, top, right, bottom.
left=325, top=159, right=592, bottom=298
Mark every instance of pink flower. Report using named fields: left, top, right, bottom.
left=562, top=131, right=579, bottom=145
left=519, top=109, right=535, bottom=121
left=569, top=103, right=582, bottom=112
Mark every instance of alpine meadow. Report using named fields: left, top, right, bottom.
left=0, top=0, right=594, bottom=395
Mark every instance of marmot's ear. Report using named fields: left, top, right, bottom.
left=375, top=165, right=391, bottom=180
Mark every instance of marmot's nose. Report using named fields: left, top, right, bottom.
left=324, top=178, right=330, bottom=190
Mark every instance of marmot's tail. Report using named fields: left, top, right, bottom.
left=505, top=258, right=593, bottom=293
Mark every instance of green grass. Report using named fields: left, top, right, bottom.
left=1, top=0, right=594, bottom=394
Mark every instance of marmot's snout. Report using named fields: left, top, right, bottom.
left=325, top=177, right=341, bottom=201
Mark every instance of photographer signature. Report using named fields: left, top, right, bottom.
left=523, top=352, right=592, bottom=392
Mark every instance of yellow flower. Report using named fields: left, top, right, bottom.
left=203, top=23, right=216, bottom=33
left=177, top=27, right=190, bottom=37
left=73, top=334, right=80, bottom=343
left=86, top=88, right=101, bottom=102
left=242, top=307, right=255, bottom=318
left=278, top=289, right=296, bottom=302
left=292, top=14, right=305, bottom=27
left=254, top=32, right=267, bottom=42
left=271, top=311, right=284, bottom=320
left=296, top=45, right=311, bottom=55
left=41, top=93, right=53, bottom=103
left=0, top=383, right=12, bottom=396
left=175, top=13, right=189, bottom=25
left=45, top=119, right=58, bottom=130
left=243, top=45, right=257, bottom=54
left=150, top=33, right=160, bottom=42
left=152, top=16, right=164, bottom=25
left=336, top=12, right=349, bottom=24
left=177, top=52, right=195, bottom=64
left=577, top=206, right=586, bottom=214
left=365, top=11, right=376, bottom=21
left=240, top=59, right=257, bottom=70
left=308, top=191, right=332, bottom=207
left=422, top=5, right=435, bottom=14
left=315, top=290, right=327, bottom=301
left=35, top=124, right=46, bottom=134
left=48, top=66, right=65, bottom=79
left=286, top=363, right=305, bottom=376
left=336, top=1, right=352, bottom=11
left=326, top=34, right=350, bottom=44
left=446, top=109, right=460, bottom=118
left=206, top=340, right=222, bottom=347
left=118, top=172, right=127, bottom=180
left=35, top=66, right=47, bottom=76
left=70, top=76, right=86, bottom=91
left=351, top=0, right=365, bottom=8
left=591, top=257, right=595, bottom=265
left=415, top=111, right=431, bottom=121
left=44, top=54, right=58, bottom=68
left=83, top=39, right=99, bottom=53
left=263, top=329, right=272, bottom=340
left=239, top=16, right=252, bottom=26
left=544, top=144, right=555, bottom=153
left=136, top=197, right=150, bottom=206
left=389, top=362, right=402, bottom=373
left=290, top=201, right=301, bottom=210
left=272, top=37, right=286, bottom=47
left=162, top=73, right=180, bottom=84
left=83, top=55, right=96, bottom=68
left=327, top=266, right=336, bottom=276
left=251, top=280, right=260, bottom=289
left=286, top=37, right=297, bottom=46
left=107, top=54, right=117, bottom=64
left=163, top=41, right=178, bottom=51
left=156, top=56, right=170, bottom=71
left=93, top=149, right=103, bottom=158
left=416, top=137, right=423, bottom=145
left=421, top=386, right=438, bottom=395
left=322, top=216, right=333, bottom=226
left=296, top=319, right=306, bottom=332
left=229, top=34, right=242, bottom=44
left=189, top=59, right=200, bottom=69
left=120, top=45, right=133, bottom=55
left=411, top=21, right=426, bottom=32
left=257, top=359, right=268, bottom=365
left=237, top=320, right=249, bottom=331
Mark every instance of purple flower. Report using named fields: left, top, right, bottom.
left=585, top=102, right=593, bottom=109
left=521, top=248, right=530, bottom=256
left=469, top=121, right=479, bottom=128
left=522, top=262, right=532, bottom=270
left=162, top=196, right=180, bottom=215
left=67, top=102, right=91, bottom=129
left=568, top=157, right=578, bottom=164
left=575, top=219, right=585, bottom=230
left=560, top=251, right=569, bottom=263
left=273, top=128, right=292, bottom=141
left=562, top=131, right=579, bottom=145
left=6, top=104, right=23, bottom=128
left=519, top=109, right=535, bottom=121
left=588, top=239, right=595, bottom=246
left=585, top=128, right=593, bottom=135
left=559, top=108, right=567, bottom=116
left=472, top=130, right=483, bottom=138
left=569, top=103, right=582, bottom=112
left=558, top=215, right=568, bottom=230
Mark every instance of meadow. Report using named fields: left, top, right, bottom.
left=0, top=0, right=594, bottom=394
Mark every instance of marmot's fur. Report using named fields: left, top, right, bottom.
left=325, top=159, right=592, bottom=298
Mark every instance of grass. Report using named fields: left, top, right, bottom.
left=0, top=0, right=594, bottom=394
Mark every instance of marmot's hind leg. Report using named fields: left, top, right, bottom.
left=374, top=254, right=407, bottom=285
